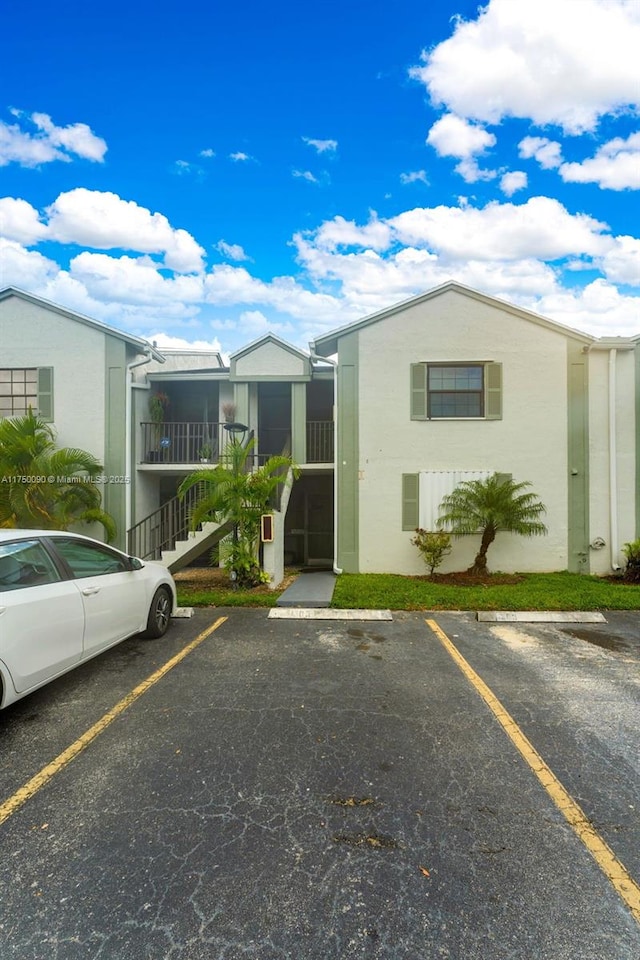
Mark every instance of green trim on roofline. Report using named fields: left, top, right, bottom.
left=337, top=332, right=359, bottom=573
left=233, top=382, right=250, bottom=430
left=291, top=382, right=306, bottom=464
left=567, top=342, right=590, bottom=573
left=104, top=337, right=128, bottom=549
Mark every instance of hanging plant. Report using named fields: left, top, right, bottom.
left=221, top=401, right=237, bottom=423
left=149, top=391, right=170, bottom=424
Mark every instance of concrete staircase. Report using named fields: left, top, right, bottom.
left=158, top=520, right=233, bottom=573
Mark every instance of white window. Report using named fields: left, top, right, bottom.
left=411, top=362, right=502, bottom=420
left=0, top=367, right=53, bottom=420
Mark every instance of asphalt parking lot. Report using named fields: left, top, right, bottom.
left=1, top=608, right=639, bottom=959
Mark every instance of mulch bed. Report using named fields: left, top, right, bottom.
left=173, top=566, right=299, bottom=592
left=414, top=572, right=525, bottom=587
left=174, top=566, right=524, bottom=591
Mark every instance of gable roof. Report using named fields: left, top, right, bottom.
left=311, top=280, right=596, bottom=356
left=229, top=332, right=312, bottom=380
left=229, top=332, right=309, bottom=363
left=0, top=287, right=165, bottom=360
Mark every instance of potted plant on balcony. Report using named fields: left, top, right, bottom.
left=221, top=401, right=236, bottom=423
left=199, top=442, right=213, bottom=463
left=148, top=391, right=170, bottom=462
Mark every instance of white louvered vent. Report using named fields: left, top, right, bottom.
left=418, top=470, right=491, bottom=530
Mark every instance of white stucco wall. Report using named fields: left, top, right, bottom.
left=0, top=297, right=107, bottom=461
left=354, top=290, right=577, bottom=574
left=587, top=347, right=637, bottom=574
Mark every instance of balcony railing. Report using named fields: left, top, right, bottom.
left=141, top=421, right=223, bottom=464
left=307, top=421, right=334, bottom=463
left=140, top=420, right=334, bottom=465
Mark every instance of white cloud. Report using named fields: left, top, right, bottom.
left=536, top=280, right=640, bottom=336
left=30, top=112, right=107, bottom=161
left=236, top=309, right=295, bottom=339
left=600, top=236, right=640, bottom=285
left=454, top=158, right=497, bottom=183
left=306, top=214, right=392, bottom=252
left=229, top=151, right=252, bottom=162
left=411, top=0, right=640, bottom=134
left=388, top=197, right=611, bottom=262
left=518, top=137, right=563, bottom=169
left=400, top=170, right=429, bottom=185
left=69, top=252, right=205, bottom=305
left=203, top=264, right=348, bottom=324
left=427, top=114, right=496, bottom=159
left=427, top=115, right=497, bottom=182
left=199, top=148, right=215, bottom=158
left=0, top=111, right=106, bottom=167
left=0, top=197, right=47, bottom=244
left=500, top=171, right=527, bottom=196
left=216, top=240, right=250, bottom=261
left=292, top=169, right=318, bottom=183
left=0, top=237, right=59, bottom=288
left=147, top=332, right=223, bottom=352
left=559, top=131, right=640, bottom=190
left=45, top=188, right=205, bottom=272
left=302, top=137, right=338, bottom=153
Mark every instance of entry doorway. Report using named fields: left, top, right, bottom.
left=284, top=473, right=333, bottom=567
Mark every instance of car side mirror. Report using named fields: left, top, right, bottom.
left=129, top=556, right=144, bottom=570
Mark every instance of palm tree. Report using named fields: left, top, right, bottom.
left=0, top=410, right=116, bottom=540
left=437, top=473, right=547, bottom=575
left=178, top=437, right=298, bottom=586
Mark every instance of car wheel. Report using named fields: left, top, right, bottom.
left=141, top=586, right=172, bottom=639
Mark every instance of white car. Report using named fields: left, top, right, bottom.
left=0, top=530, right=177, bottom=709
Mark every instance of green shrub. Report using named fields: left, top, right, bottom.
left=411, top=528, right=452, bottom=576
left=622, top=539, right=640, bottom=583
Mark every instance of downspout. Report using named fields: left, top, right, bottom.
left=309, top=351, right=342, bottom=575
left=125, top=348, right=163, bottom=537
left=609, top=348, right=621, bottom=570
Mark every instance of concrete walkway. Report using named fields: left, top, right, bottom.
left=275, top=570, right=336, bottom=608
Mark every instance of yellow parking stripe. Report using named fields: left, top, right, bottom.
left=426, top=618, right=640, bottom=925
left=0, top=616, right=227, bottom=828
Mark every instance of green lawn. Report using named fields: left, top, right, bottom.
left=332, top=572, right=640, bottom=611
left=176, top=570, right=640, bottom=611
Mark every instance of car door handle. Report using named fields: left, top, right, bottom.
left=81, top=587, right=101, bottom=596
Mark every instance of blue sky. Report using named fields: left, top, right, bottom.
left=1, top=0, right=638, bottom=356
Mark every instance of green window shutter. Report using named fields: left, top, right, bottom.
left=485, top=362, right=502, bottom=420
left=402, top=473, right=420, bottom=530
left=494, top=472, right=512, bottom=486
left=410, top=364, right=427, bottom=419
left=37, top=367, right=54, bottom=421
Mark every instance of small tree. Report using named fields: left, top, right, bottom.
left=437, top=473, right=547, bottom=575
left=622, top=539, right=640, bottom=583
left=178, top=437, right=299, bottom=586
left=411, top=528, right=452, bottom=576
left=0, top=410, right=116, bottom=540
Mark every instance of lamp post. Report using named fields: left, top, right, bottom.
left=223, top=421, right=248, bottom=586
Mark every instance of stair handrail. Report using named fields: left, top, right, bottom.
left=127, top=483, right=206, bottom=560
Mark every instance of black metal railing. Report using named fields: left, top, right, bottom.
left=140, top=420, right=334, bottom=465
left=127, top=485, right=207, bottom=560
left=307, top=421, right=334, bottom=462
left=140, top=421, right=222, bottom=464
